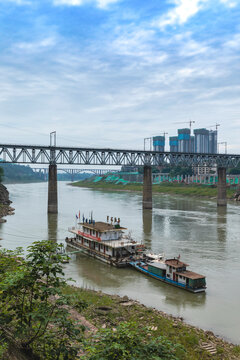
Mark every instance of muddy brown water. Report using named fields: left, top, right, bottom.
left=0, top=182, right=239, bottom=344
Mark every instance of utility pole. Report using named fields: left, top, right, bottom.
left=144, top=137, right=152, bottom=151
left=189, top=120, right=195, bottom=134
left=189, top=121, right=195, bottom=153
left=50, top=131, right=56, bottom=147
left=160, top=132, right=168, bottom=137
left=218, top=142, right=227, bottom=154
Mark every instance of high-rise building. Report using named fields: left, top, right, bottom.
left=209, top=130, right=217, bottom=154
left=178, top=128, right=191, bottom=152
left=169, top=136, right=178, bottom=152
left=153, top=136, right=165, bottom=152
left=194, top=128, right=209, bottom=153
left=190, top=136, right=195, bottom=153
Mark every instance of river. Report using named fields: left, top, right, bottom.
left=0, top=181, right=240, bottom=344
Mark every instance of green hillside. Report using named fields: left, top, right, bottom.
left=0, top=163, right=44, bottom=183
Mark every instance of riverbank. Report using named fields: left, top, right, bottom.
left=71, top=179, right=236, bottom=199
left=62, top=285, right=240, bottom=359
left=3, top=284, right=240, bottom=359
left=0, top=184, right=14, bottom=223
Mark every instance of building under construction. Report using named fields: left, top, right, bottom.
left=168, top=127, right=218, bottom=154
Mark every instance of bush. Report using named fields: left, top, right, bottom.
left=0, top=241, right=84, bottom=359
left=83, top=322, right=186, bottom=360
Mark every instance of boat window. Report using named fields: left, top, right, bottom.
left=169, top=266, right=172, bottom=273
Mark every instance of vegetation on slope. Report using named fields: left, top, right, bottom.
left=0, top=163, right=44, bottom=183
left=0, top=242, right=82, bottom=360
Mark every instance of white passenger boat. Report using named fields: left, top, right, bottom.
left=66, top=216, right=144, bottom=267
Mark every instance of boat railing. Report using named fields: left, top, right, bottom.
left=68, top=227, right=76, bottom=231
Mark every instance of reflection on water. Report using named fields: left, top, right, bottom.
left=48, top=213, right=58, bottom=243
left=0, top=182, right=240, bottom=344
left=142, top=209, right=152, bottom=248
left=217, top=207, right=227, bottom=242
left=164, top=292, right=206, bottom=309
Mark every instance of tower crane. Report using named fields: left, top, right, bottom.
left=207, top=123, right=220, bottom=131
left=155, top=132, right=168, bottom=138
left=172, top=120, right=195, bottom=133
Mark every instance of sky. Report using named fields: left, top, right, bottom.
left=0, top=0, right=239, bottom=152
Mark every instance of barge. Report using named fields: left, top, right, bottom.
left=130, top=255, right=206, bottom=293
left=66, top=217, right=144, bottom=267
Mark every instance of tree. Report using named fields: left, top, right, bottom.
left=169, top=165, right=193, bottom=177
left=227, top=165, right=240, bottom=175
left=0, top=241, right=83, bottom=359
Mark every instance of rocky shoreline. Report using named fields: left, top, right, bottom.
left=0, top=183, right=14, bottom=223
left=233, top=189, right=240, bottom=201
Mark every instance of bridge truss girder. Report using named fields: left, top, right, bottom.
left=0, top=144, right=239, bottom=168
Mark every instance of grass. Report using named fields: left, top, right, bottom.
left=71, top=179, right=236, bottom=199
left=63, top=285, right=239, bottom=360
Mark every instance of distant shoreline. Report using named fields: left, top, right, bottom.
left=70, top=180, right=236, bottom=200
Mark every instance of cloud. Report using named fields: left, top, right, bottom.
left=53, top=0, right=120, bottom=7
left=155, top=0, right=206, bottom=28
left=154, top=0, right=240, bottom=29
left=53, top=0, right=84, bottom=5
left=224, top=33, right=240, bottom=48
left=14, top=37, right=57, bottom=53
left=220, top=0, right=239, bottom=7
left=96, top=0, right=120, bottom=8
left=0, top=0, right=240, bottom=151
left=174, top=33, right=210, bottom=56
left=0, top=0, right=31, bottom=4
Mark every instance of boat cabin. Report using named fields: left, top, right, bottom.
left=165, top=258, right=188, bottom=282
left=147, top=257, right=206, bottom=291
left=67, top=220, right=143, bottom=264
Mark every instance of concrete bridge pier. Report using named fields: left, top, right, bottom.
left=70, top=169, right=74, bottom=182
left=143, top=165, right=152, bottom=209
left=217, top=167, right=227, bottom=207
left=48, top=164, right=58, bottom=213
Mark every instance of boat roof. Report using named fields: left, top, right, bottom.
left=148, top=260, right=166, bottom=270
left=79, top=221, right=126, bottom=232
left=177, top=270, right=205, bottom=280
left=165, top=258, right=189, bottom=268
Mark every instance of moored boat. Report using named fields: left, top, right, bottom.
left=66, top=216, right=144, bottom=267
left=130, top=255, right=206, bottom=293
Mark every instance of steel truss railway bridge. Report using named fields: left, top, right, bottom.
left=32, top=167, right=120, bottom=181
left=0, top=143, right=239, bottom=212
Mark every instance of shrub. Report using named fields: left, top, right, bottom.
left=83, top=322, right=186, bottom=360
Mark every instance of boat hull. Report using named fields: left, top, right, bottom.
left=66, top=239, right=129, bottom=268
left=130, top=262, right=206, bottom=293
